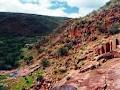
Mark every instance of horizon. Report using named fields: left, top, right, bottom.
left=0, top=0, right=110, bottom=18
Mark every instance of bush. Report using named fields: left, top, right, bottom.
left=28, top=56, right=33, bottom=61
left=109, top=24, right=120, bottom=35
left=0, top=75, right=8, bottom=81
left=36, top=75, right=43, bottom=82
left=25, top=56, right=33, bottom=61
left=96, top=21, right=107, bottom=33
left=106, top=1, right=111, bottom=6
left=64, top=42, right=73, bottom=50
left=20, top=55, right=24, bottom=59
left=24, top=56, right=33, bottom=64
left=0, top=84, right=6, bottom=90
left=41, top=58, right=50, bottom=67
left=58, top=46, right=69, bottom=56
left=28, top=46, right=33, bottom=50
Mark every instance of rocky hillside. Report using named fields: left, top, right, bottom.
left=1, top=0, right=120, bottom=90
left=57, top=0, right=120, bottom=43
left=49, top=0, right=120, bottom=89
left=30, top=0, right=120, bottom=89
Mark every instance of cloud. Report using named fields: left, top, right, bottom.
left=0, top=0, right=110, bottom=18
left=20, top=0, right=39, bottom=4
left=64, top=0, right=110, bottom=17
left=49, top=0, right=79, bottom=14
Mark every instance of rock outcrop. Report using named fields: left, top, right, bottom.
left=60, top=0, right=120, bottom=44
left=53, top=58, right=120, bottom=90
left=95, top=36, right=120, bottom=56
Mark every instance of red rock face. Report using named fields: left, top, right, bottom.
left=106, top=42, right=111, bottom=52
left=54, top=58, right=120, bottom=90
left=95, top=36, right=120, bottom=57
left=67, top=6, right=120, bottom=40
left=101, top=46, right=105, bottom=54
left=116, top=39, right=119, bottom=45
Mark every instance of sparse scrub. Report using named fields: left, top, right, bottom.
left=96, top=21, right=107, bottom=33
left=80, top=61, right=85, bottom=66
left=41, top=58, right=50, bottom=67
left=20, top=55, right=24, bottom=59
left=28, top=46, right=33, bottom=50
left=38, top=47, right=45, bottom=53
left=24, top=44, right=33, bottom=50
left=24, top=56, right=33, bottom=65
left=0, top=84, right=6, bottom=90
left=11, top=69, right=44, bottom=90
left=36, top=75, right=43, bottom=82
left=57, top=41, right=74, bottom=57
left=0, top=75, right=9, bottom=81
left=54, top=67, right=67, bottom=74
left=58, top=46, right=69, bottom=56
left=64, top=42, right=73, bottom=50
left=109, top=23, right=120, bottom=35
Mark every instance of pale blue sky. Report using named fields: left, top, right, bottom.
left=0, top=0, right=110, bottom=18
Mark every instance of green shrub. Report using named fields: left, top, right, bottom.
left=36, top=75, right=43, bottom=82
left=24, top=56, right=33, bottom=64
left=0, top=84, right=6, bottom=90
left=106, top=1, right=111, bottom=6
left=20, top=55, right=24, bottom=59
left=28, top=56, right=33, bottom=61
left=0, top=75, right=8, bottom=81
left=109, top=24, right=120, bottom=35
left=58, top=46, right=69, bottom=56
left=28, top=46, right=33, bottom=50
left=41, top=58, right=50, bottom=67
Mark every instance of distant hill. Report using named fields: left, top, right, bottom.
left=0, top=12, right=68, bottom=37
left=0, top=12, right=68, bottom=70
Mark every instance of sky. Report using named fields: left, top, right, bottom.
left=0, top=0, right=110, bottom=18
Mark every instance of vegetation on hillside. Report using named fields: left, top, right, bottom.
left=0, top=12, right=67, bottom=70
left=109, top=23, right=120, bottom=35
left=0, top=36, right=36, bottom=70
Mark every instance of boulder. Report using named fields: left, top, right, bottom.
left=95, top=52, right=114, bottom=61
